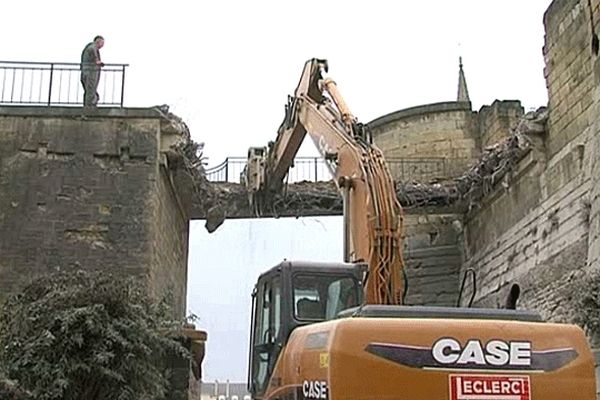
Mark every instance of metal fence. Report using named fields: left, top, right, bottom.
left=205, top=156, right=456, bottom=183
left=387, top=157, right=448, bottom=182
left=205, top=157, right=332, bottom=183
left=0, top=61, right=128, bottom=106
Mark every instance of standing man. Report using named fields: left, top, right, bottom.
left=80, top=35, right=105, bottom=107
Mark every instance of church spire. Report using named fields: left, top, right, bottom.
left=457, top=56, right=470, bottom=103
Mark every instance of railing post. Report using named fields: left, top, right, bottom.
left=120, top=65, right=126, bottom=107
left=314, top=157, right=318, bottom=181
left=225, top=158, right=229, bottom=182
left=47, top=63, right=54, bottom=106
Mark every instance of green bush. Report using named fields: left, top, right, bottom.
left=0, top=270, right=189, bottom=400
left=574, top=272, right=600, bottom=340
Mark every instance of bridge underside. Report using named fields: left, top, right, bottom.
left=191, top=181, right=341, bottom=220
left=190, top=180, right=468, bottom=232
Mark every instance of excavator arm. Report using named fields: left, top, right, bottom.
left=246, top=58, right=405, bottom=305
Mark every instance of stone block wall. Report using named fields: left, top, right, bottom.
left=368, top=100, right=526, bottom=183
left=464, top=151, right=546, bottom=259
left=462, top=150, right=590, bottom=321
left=478, top=100, right=524, bottom=147
left=585, top=56, right=600, bottom=271
left=0, top=107, right=190, bottom=318
left=368, top=102, right=479, bottom=181
left=150, top=165, right=190, bottom=317
left=544, top=0, right=596, bottom=157
left=460, top=0, right=599, bottom=325
left=402, top=213, right=463, bottom=306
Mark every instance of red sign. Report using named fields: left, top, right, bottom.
left=449, top=375, right=531, bottom=400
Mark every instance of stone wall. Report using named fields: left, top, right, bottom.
left=150, top=165, right=190, bottom=317
left=461, top=0, right=598, bottom=325
left=368, top=100, right=526, bottom=183
left=368, top=102, right=479, bottom=180
left=584, top=2, right=600, bottom=276
left=402, top=213, right=463, bottom=306
left=588, top=71, right=600, bottom=278
left=479, top=100, right=524, bottom=147
left=0, top=107, right=190, bottom=318
left=544, top=0, right=595, bottom=158
left=462, top=152, right=590, bottom=321
left=464, top=150, right=546, bottom=260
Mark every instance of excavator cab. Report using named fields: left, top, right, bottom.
left=247, top=260, right=364, bottom=397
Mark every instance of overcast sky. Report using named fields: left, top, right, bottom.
left=3, top=0, right=553, bottom=383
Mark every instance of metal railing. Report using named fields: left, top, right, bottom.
left=387, top=157, right=448, bottom=182
left=205, top=156, right=332, bottom=183
left=0, top=61, right=128, bottom=106
left=205, top=156, right=457, bottom=183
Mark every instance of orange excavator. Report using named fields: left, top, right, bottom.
left=244, top=59, right=596, bottom=400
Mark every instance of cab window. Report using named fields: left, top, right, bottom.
left=293, top=274, right=359, bottom=321
left=251, top=276, right=281, bottom=395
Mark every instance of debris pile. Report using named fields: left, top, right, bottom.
left=398, top=107, right=546, bottom=210
left=258, top=181, right=342, bottom=217
left=198, top=181, right=342, bottom=228
left=154, top=104, right=207, bottom=179
left=398, top=131, right=532, bottom=209
left=153, top=104, right=213, bottom=202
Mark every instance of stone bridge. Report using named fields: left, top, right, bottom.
left=196, top=154, right=461, bottom=226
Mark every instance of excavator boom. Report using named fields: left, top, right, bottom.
left=247, top=58, right=405, bottom=305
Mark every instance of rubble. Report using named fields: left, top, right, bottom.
left=194, top=181, right=342, bottom=227
left=153, top=104, right=215, bottom=214
left=400, top=130, right=532, bottom=210
left=395, top=107, right=546, bottom=210
left=153, top=104, right=208, bottom=188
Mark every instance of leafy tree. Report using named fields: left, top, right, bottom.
left=0, top=270, right=189, bottom=400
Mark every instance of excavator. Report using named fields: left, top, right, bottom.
left=244, top=58, right=596, bottom=400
